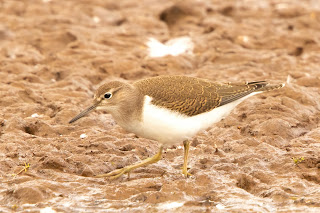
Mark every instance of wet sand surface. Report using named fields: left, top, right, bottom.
left=1, top=0, right=320, bottom=212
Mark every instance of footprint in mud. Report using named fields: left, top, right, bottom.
left=159, top=1, right=204, bottom=29
left=32, top=31, right=77, bottom=55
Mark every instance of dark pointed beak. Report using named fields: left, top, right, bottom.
left=69, top=104, right=98, bottom=123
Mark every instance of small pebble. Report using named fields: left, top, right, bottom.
left=80, top=133, right=87, bottom=139
left=93, top=16, right=101, bottom=23
left=31, top=113, right=40, bottom=118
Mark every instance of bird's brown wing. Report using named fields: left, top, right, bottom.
left=134, top=76, right=268, bottom=116
left=218, top=81, right=267, bottom=106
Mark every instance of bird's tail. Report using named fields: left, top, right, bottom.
left=258, top=82, right=285, bottom=92
left=247, top=81, right=285, bottom=92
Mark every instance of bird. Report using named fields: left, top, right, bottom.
left=69, top=75, right=284, bottom=179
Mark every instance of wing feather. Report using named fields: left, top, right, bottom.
left=134, top=76, right=268, bottom=116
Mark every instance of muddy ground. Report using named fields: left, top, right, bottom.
left=0, top=0, right=320, bottom=212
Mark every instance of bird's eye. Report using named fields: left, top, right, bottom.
left=104, top=92, right=112, bottom=99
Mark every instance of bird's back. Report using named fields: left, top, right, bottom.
left=134, top=75, right=282, bottom=117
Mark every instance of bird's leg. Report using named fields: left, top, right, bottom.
left=182, top=140, right=192, bottom=177
left=96, top=145, right=163, bottom=180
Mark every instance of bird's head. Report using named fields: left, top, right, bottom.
left=69, top=81, right=134, bottom=124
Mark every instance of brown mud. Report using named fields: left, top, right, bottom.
left=0, top=0, right=320, bottom=212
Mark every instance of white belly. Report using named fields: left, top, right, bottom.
left=124, top=94, right=260, bottom=145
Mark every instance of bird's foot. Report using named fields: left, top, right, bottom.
left=95, top=166, right=132, bottom=180
left=95, top=145, right=164, bottom=180
left=182, top=168, right=192, bottom=177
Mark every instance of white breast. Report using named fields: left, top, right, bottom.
left=125, top=93, right=260, bottom=145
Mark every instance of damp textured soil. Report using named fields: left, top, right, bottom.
left=1, top=0, right=320, bottom=212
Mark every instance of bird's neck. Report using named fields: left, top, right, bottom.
left=110, top=88, right=145, bottom=129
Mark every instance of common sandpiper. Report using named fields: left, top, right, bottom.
left=69, top=75, right=284, bottom=179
